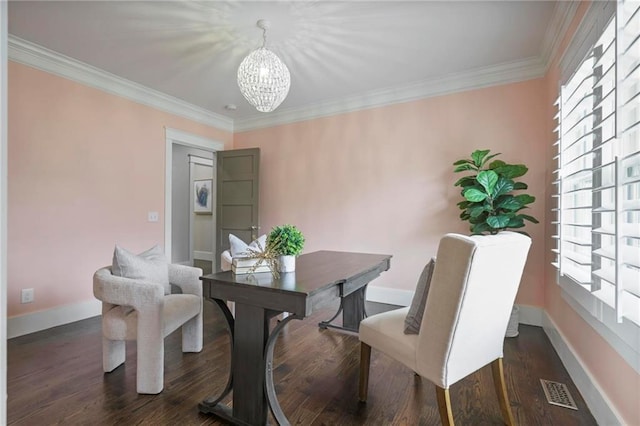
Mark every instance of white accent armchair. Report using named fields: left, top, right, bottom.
left=359, top=232, right=531, bottom=425
left=93, top=263, right=203, bottom=394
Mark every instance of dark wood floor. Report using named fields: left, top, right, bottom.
left=8, top=300, right=596, bottom=425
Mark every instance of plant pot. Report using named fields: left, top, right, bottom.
left=278, top=255, right=296, bottom=272
left=505, top=304, right=519, bottom=338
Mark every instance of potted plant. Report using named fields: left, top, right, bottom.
left=453, top=149, right=538, bottom=337
left=267, top=224, right=305, bottom=272
left=453, top=149, right=538, bottom=235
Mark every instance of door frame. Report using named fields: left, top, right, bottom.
left=164, top=127, right=224, bottom=261
left=188, top=154, right=214, bottom=266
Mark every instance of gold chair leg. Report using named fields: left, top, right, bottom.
left=491, top=358, right=516, bottom=426
left=435, top=386, right=454, bottom=426
left=359, top=342, right=371, bottom=402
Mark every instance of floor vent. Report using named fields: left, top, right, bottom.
left=540, top=379, right=578, bottom=410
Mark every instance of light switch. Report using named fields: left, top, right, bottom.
left=148, top=211, right=159, bottom=222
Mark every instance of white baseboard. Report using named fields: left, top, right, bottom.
left=8, top=299, right=101, bottom=339
left=366, top=286, right=413, bottom=307
left=193, top=251, right=213, bottom=262
left=543, top=313, right=623, bottom=426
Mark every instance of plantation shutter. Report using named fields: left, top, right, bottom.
left=616, top=0, right=640, bottom=324
left=554, top=0, right=640, bottom=326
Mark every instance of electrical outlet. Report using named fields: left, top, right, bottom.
left=21, top=288, right=34, bottom=304
left=148, top=211, right=159, bottom=222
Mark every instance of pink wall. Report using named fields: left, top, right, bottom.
left=234, top=79, right=548, bottom=306
left=542, top=3, right=639, bottom=424
left=7, top=61, right=232, bottom=317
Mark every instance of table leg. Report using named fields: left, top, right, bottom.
left=233, top=303, right=270, bottom=425
left=199, top=299, right=235, bottom=410
left=318, top=285, right=368, bottom=333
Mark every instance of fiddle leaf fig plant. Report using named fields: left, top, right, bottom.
left=454, top=149, right=538, bottom=235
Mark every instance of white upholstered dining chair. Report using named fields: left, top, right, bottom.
left=359, top=232, right=531, bottom=425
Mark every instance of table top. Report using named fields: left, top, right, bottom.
left=201, top=250, right=392, bottom=316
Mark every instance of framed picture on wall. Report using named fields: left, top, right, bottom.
left=194, top=179, right=213, bottom=214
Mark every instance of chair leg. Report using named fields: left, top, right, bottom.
left=359, top=342, right=371, bottom=402
left=491, top=358, right=516, bottom=426
left=181, top=312, right=203, bottom=353
left=102, top=337, right=125, bottom=372
left=435, top=386, right=454, bottom=426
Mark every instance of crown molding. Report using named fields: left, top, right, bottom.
left=234, top=56, right=546, bottom=132
left=540, top=1, right=580, bottom=72
left=8, top=36, right=234, bottom=133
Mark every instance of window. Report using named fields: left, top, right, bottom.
left=554, top=0, right=640, bottom=351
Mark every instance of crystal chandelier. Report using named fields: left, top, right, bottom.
left=237, top=19, right=291, bottom=113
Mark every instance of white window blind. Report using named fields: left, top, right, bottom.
left=554, top=0, right=640, bottom=327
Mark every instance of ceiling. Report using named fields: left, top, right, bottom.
left=7, top=1, right=573, bottom=130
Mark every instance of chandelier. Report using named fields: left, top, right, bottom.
left=237, top=19, right=291, bottom=113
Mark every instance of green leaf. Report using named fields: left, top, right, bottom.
left=457, top=200, right=471, bottom=209
left=463, top=188, right=488, bottom=202
left=476, top=170, right=498, bottom=195
left=454, top=176, right=477, bottom=187
left=494, top=164, right=528, bottom=179
left=488, top=160, right=507, bottom=169
left=469, top=205, right=487, bottom=218
left=460, top=211, right=471, bottom=220
left=481, top=152, right=502, bottom=167
left=454, top=163, right=476, bottom=173
left=507, top=217, right=525, bottom=228
left=520, top=214, right=539, bottom=224
left=453, top=159, right=473, bottom=166
left=496, top=196, right=523, bottom=211
left=513, top=182, right=528, bottom=190
left=492, top=176, right=515, bottom=198
left=471, top=222, right=492, bottom=234
left=515, top=194, right=535, bottom=205
left=471, top=149, right=491, bottom=167
left=487, top=215, right=511, bottom=229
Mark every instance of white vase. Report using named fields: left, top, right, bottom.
left=278, top=255, right=296, bottom=272
left=505, top=305, right=520, bottom=338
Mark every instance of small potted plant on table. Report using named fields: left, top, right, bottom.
left=267, top=224, right=305, bottom=272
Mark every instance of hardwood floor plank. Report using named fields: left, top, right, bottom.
left=8, top=301, right=597, bottom=425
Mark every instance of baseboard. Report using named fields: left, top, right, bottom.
left=8, top=299, right=101, bottom=339
left=542, top=312, right=623, bottom=425
left=193, top=251, right=213, bottom=262
left=366, top=286, right=413, bottom=307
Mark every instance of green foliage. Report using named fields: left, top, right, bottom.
left=453, top=149, right=539, bottom=235
left=267, top=224, right=306, bottom=256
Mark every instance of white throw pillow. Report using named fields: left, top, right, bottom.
left=112, top=245, right=171, bottom=295
left=404, top=257, right=436, bottom=334
left=229, top=234, right=267, bottom=258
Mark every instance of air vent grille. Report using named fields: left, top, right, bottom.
left=540, top=379, right=578, bottom=410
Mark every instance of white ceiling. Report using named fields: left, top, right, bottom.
left=7, top=1, right=571, bottom=129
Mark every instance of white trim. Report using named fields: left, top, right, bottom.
left=558, top=276, right=640, bottom=374
left=193, top=251, right=214, bottom=262
left=8, top=36, right=233, bottom=133
left=366, top=286, right=414, bottom=307
left=0, top=1, right=8, bottom=421
left=7, top=299, right=102, bottom=339
left=234, top=57, right=546, bottom=132
left=188, top=155, right=214, bottom=167
left=543, top=312, right=624, bottom=426
left=164, top=128, right=223, bottom=260
left=540, top=1, right=580, bottom=72
left=558, top=1, right=615, bottom=85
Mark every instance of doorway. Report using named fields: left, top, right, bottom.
left=164, top=128, right=224, bottom=273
